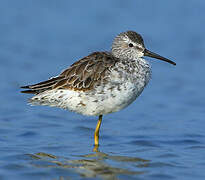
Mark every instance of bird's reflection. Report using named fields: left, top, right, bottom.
left=27, top=149, right=150, bottom=179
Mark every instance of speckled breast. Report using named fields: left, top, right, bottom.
left=75, top=58, right=151, bottom=116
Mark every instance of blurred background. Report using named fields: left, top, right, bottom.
left=0, top=0, right=205, bottom=179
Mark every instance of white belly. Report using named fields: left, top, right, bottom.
left=30, top=83, right=140, bottom=116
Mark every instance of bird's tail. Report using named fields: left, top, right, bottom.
left=20, top=76, right=63, bottom=94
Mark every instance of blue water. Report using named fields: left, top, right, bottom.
left=1, top=0, right=205, bottom=179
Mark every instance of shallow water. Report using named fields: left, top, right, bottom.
left=1, top=0, right=205, bottom=179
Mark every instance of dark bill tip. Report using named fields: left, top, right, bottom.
left=144, top=49, right=176, bottom=66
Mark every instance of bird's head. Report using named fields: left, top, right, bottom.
left=111, top=31, right=176, bottom=65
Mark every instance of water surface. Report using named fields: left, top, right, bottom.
left=1, top=0, right=205, bottom=179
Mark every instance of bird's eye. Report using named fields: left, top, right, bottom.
left=129, top=43, right=134, bottom=47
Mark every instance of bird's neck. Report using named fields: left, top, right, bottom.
left=136, top=57, right=150, bottom=67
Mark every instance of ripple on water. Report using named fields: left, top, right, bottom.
left=159, top=139, right=201, bottom=146
left=185, top=145, right=205, bottom=150
left=157, top=153, right=179, bottom=158
left=148, top=173, right=175, bottom=180
left=18, top=131, right=38, bottom=137
left=129, top=140, right=160, bottom=148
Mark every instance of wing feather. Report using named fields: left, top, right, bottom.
left=21, top=52, right=118, bottom=94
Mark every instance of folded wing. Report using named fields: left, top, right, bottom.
left=21, top=52, right=117, bottom=94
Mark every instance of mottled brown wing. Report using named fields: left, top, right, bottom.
left=21, top=52, right=118, bottom=94
left=20, top=76, right=65, bottom=94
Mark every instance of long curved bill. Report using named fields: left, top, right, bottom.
left=144, top=49, right=176, bottom=65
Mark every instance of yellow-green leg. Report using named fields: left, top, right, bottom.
left=93, top=115, right=103, bottom=152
